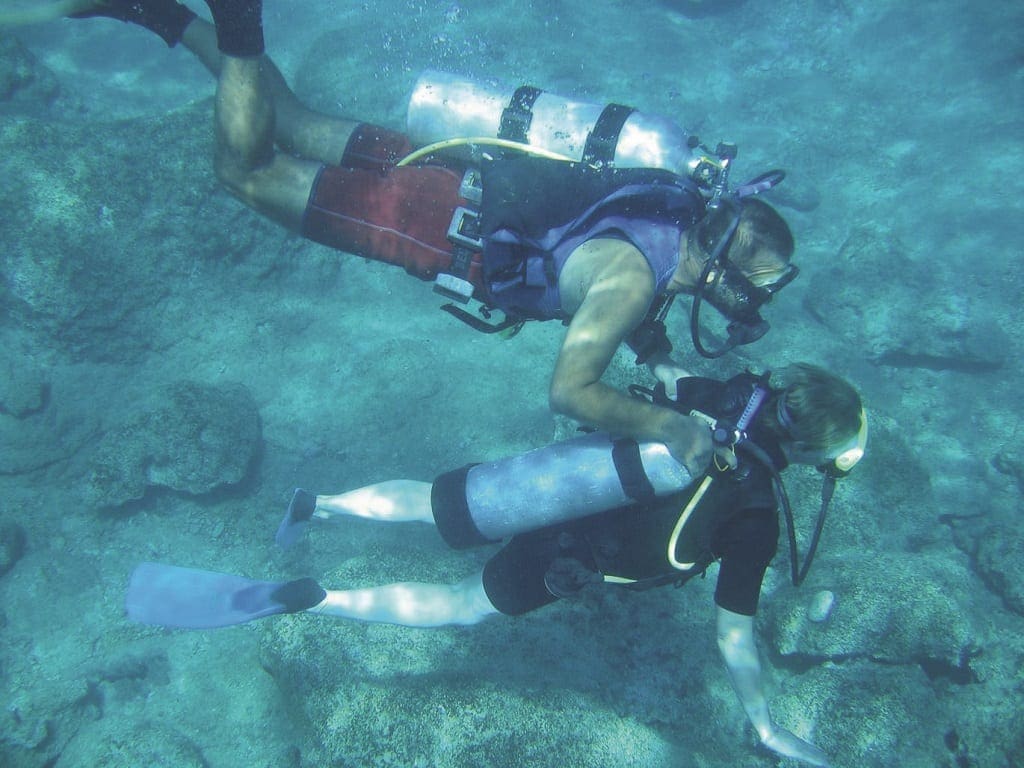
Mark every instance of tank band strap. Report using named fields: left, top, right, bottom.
left=431, top=465, right=493, bottom=550
left=583, top=103, right=636, bottom=167
left=499, top=85, right=543, bottom=144
left=611, top=439, right=657, bottom=502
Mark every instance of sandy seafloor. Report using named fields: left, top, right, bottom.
left=1, top=1, right=1022, bottom=766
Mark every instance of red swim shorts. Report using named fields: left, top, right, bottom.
left=302, top=123, right=482, bottom=286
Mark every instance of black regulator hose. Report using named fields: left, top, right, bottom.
left=797, top=474, right=837, bottom=587
left=736, top=440, right=832, bottom=587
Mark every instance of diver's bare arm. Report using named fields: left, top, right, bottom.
left=549, top=258, right=711, bottom=475
left=716, top=606, right=831, bottom=767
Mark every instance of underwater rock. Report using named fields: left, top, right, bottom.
left=944, top=508, right=1024, bottom=618
left=768, top=176, right=821, bottom=213
left=780, top=660, right=957, bottom=768
left=0, top=100, right=290, bottom=365
left=55, top=719, right=206, bottom=768
left=804, top=227, right=1005, bottom=372
left=763, top=556, right=976, bottom=675
left=807, top=589, right=836, bottom=623
left=0, top=35, right=59, bottom=103
left=0, top=400, right=95, bottom=477
left=0, top=522, right=26, bottom=576
left=0, top=355, right=48, bottom=417
left=87, top=380, right=261, bottom=508
left=262, top=626, right=682, bottom=768
left=968, top=523, right=1024, bottom=617
left=991, top=451, right=1024, bottom=493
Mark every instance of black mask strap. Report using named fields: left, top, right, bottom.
left=736, top=439, right=836, bottom=587
left=691, top=205, right=776, bottom=357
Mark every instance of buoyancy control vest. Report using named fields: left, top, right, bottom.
left=476, top=154, right=707, bottom=320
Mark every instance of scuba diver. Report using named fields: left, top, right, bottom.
left=62, top=0, right=799, bottom=478
left=127, top=363, right=868, bottom=768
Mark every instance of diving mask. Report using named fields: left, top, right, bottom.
left=776, top=396, right=869, bottom=478
left=829, top=408, right=868, bottom=476
left=701, top=260, right=799, bottom=324
left=688, top=199, right=798, bottom=358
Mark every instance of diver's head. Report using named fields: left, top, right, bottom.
left=667, top=197, right=797, bottom=358
left=701, top=197, right=794, bottom=282
left=697, top=196, right=796, bottom=300
left=672, top=198, right=796, bottom=320
left=766, top=363, right=867, bottom=474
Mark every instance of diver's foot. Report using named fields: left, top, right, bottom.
left=70, top=0, right=197, bottom=47
left=275, top=488, right=317, bottom=549
left=201, top=0, right=263, bottom=56
left=269, top=577, right=328, bottom=614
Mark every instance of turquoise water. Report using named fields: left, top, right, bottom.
left=1, top=1, right=1022, bottom=766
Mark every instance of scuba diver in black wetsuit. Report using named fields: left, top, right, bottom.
left=61, top=0, right=798, bottom=481
left=127, top=363, right=867, bottom=768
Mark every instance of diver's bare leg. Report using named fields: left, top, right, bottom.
left=276, top=481, right=434, bottom=548
left=308, top=570, right=499, bottom=627
left=180, top=17, right=358, bottom=164
left=313, top=480, right=435, bottom=524
left=207, top=54, right=319, bottom=229
left=185, top=0, right=323, bottom=230
left=69, top=2, right=357, bottom=170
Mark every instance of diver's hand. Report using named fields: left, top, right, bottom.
left=664, top=414, right=714, bottom=477
left=664, top=414, right=737, bottom=476
left=646, top=352, right=692, bottom=399
left=761, top=726, right=831, bottom=767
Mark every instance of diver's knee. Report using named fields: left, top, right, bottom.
left=212, top=155, right=264, bottom=209
left=213, top=153, right=245, bottom=195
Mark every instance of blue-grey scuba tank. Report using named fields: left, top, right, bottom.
left=431, top=431, right=694, bottom=549
left=406, top=70, right=716, bottom=183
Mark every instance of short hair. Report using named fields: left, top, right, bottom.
left=694, top=198, right=795, bottom=284
left=770, top=363, right=863, bottom=453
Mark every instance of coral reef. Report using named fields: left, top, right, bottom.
left=87, top=380, right=261, bottom=507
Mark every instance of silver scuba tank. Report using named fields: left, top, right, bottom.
left=459, top=431, right=694, bottom=542
left=406, top=70, right=717, bottom=184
